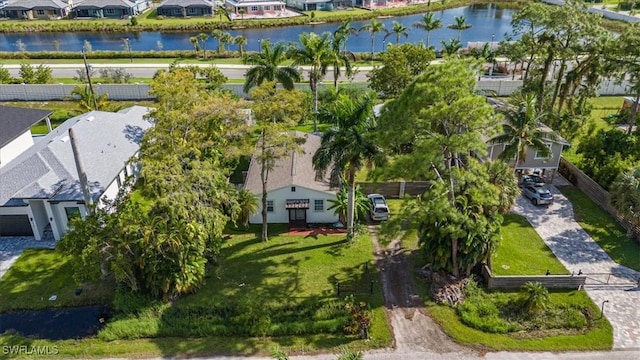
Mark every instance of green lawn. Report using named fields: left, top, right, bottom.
left=0, top=249, right=113, bottom=313
left=559, top=187, right=640, bottom=271
left=494, top=214, right=569, bottom=275
left=427, top=289, right=613, bottom=351
left=0, top=231, right=392, bottom=358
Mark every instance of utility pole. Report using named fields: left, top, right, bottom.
left=69, top=128, right=93, bottom=215
left=123, top=37, right=133, bottom=63
left=82, top=48, right=99, bottom=111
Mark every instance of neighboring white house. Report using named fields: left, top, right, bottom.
left=0, top=106, right=52, bottom=168
left=244, top=131, right=339, bottom=226
left=0, top=106, right=153, bottom=240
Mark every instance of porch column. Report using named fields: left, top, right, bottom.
left=43, top=201, right=63, bottom=241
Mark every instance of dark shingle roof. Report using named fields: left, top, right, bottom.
left=158, top=0, right=213, bottom=8
left=0, top=106, right=52, bottom=149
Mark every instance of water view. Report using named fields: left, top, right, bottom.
left=0, top=4, right=518, bottom=53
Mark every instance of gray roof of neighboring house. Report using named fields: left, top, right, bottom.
left=0, top=106, right=52, bottom=149
left=3, top=0, right=69, bottom=10
left=158, top=0, right=213, bottom=8
left=244, top=131, right=335, bottom=195
left=74, top=0, right=144, bottom=9
left=0, top=106, right=152, bottom=206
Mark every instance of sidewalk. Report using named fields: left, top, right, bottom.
left=513, top=182, right=640, bottom=350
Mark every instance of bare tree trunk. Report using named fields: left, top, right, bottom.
left=346, top=170, right=356, bottom=240
left=311, top=73, right=318, bottom=133
left=629, top=93, right=640, bottom=135
left=260, top=130, right=269, bottom=242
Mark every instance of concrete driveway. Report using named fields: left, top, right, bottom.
left=513, top=184, right=640, bottom=350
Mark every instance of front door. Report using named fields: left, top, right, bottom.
left=288, top=209, right=306, bottom=227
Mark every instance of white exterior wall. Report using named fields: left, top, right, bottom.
left=50, top=202, right=88, bottom=240
left=0, top=131, right=34, bottom=168
left=249, top=186, right=338, bottom=224
left=28, top=200, right=49, bottom=240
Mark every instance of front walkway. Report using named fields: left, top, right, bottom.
left=513, top=182, right=640, bottom=350
left=0, top=236, right=56, bottom=279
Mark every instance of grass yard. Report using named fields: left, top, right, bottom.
left=0, top=249, right=113, bottom=313
left=427, top=289, right=613, bottom=351
left=559, top=187, right=640, bottom=271
left=0, top=230, right=391, bottom=358
left=494, top=214, right=569, bottom=275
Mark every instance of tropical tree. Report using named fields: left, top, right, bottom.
left=70, top=85, right=109, bottom=112
left=489, top=93, right=554, bottom=167
left=440, top=39, right=461, bottom=56
left=330, top=30, right=355, bottom=90
left=243, top=40, right=301, bottom=93
left=211, top=29, right=225, bottom=53
left=376, top=58, right=504, bottom=276
left=448, top=15, right=472, bottom=41
left=197, top=33, right=209, bottom=59
left=609, top=166, right=640, bottom=236
left=236, top=188, right=258, bottom=228
left=367, top=43, right=435, bottom=98
left=334, top=20, right=358, bottom=52
left=359, top=18, right=385, bottom=61
left=327, top=181, right=371, bottom=224
left=385, top=21, right=409, bottom=45
left=519, top=282, right=549, bottom=316
left=220, top=32, right=234, bottom=53
left=251, top=83, right=308, bottom=241
left=289, top=32, right=334, bottom=133
left=313, top=91, right=381, bottom=239
left=413, top=13, right=442, bottom=48
left=214, top=5, right=227, bottom=21
left=189, top=36, right=199, bottom=56
left=234, top=35, right=248, bottom=57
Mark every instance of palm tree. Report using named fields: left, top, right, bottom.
left=519, top=282, right=549, bottom=316
left=214, top=6, right=227, bottom=22
left=211, top=29, right=224, bottom=54
left=313, top=92, right=380, bottom=239
left=189, top=36, right=199, bottom=57
left=469, top=43, right=497, bottom=76
left=609, top=166, right=640, bottom=236
left=220, top=32, right=234, bottom=53
left=234, top=35, right=247, bottom=57
left=448, top=15, right=472, bottom=41
left=489, top=93, right=554, bottom=167
left=331, top=31, right=355, bottom=90
left=440, top=39, right=461, bottom=56
left=70, top=85, right=109, bottom=113
left=334, top=19, right=357, bottom=52
left=197, top=33, right=209, bottom=59
left=236, top=188, right=258, bottom=228
left=289, top=32, right=334, bottom=133
left=384, top=21, right=409, bottom=45
left=243, top=40, right=301, bottom=93
left=413, top=13, right=442, bottom=48
left=359, top=18, right=385, bottom=61
left=327, top=181, right=371, bottom=225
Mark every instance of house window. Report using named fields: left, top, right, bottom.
left=65, top=207, right=81, bottom=222
left=291, top=186, right=296, bottom=192
left=534, top=143, right=552, bottom=159
left=314, top=199, right=324, bottom=212
left=251, top=6, right=258, bottom=11
left=36, top=9, right=45, bottom=15
left=266, top=200, right=274, bottom=212
left=188, top=7, right=197, bottom=14
left=274, top=5, right=281, bottom=10
left=173, top=8, right=181, bottom=15
left=105, top=8, right=116, bottom=15
left=264, top=5, right=270, bottom=10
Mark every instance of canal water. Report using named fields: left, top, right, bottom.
left=0, top=4, right=518, bottom=53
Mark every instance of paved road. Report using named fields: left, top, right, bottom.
left=513, top=180, right=640, bottom=350
left=2, top=63, right=373, bottom=82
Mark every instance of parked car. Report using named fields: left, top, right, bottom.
left=367, top=194, right=390, bottom=221
left=523, top=186, right=554, bottom=205
left=519, top=174, right=546, bottom=187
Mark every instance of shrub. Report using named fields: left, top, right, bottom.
left=518, top=281, right=549, bottom=316
left=457, top=297, right=516, bottom=333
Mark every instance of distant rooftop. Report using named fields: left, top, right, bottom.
left=0, top=106, right=52, bottom=149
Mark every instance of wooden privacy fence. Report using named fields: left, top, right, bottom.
left=558, top=157, right=640, bottom=244
left=357, top=181, right=431, bottom=198
left=482, top=266, right=586, bottom=290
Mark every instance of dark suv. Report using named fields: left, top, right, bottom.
left=519, top=174, right=545, bottom=187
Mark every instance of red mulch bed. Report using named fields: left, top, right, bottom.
left=285, top=228, right=347, bottom=236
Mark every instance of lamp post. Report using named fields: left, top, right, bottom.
left=258, top=39, right=262, bottom=53
left=122, top=37, right=133, bottom=63
left=599, top=300, right=609, bottom=319
left=81, top=48, right=98, bottom=111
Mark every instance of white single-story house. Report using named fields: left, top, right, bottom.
left=244, top=131, right=339, bottom=226
left=0, top=106, right=152, bottom=240
left=0, top=106, right=52, bottom=168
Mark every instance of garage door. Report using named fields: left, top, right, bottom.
left=0, top=215, right=33, bottom=237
